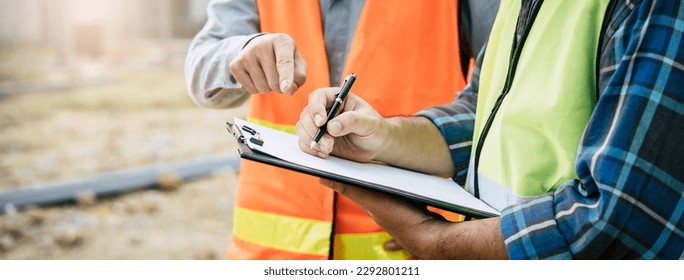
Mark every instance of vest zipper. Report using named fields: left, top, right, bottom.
left=472, top=0, right=544, bottom=198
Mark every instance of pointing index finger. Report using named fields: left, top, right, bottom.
left=273, top=35, right=297, bottom=94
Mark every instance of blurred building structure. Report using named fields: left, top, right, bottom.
left=0, top=0, right=210, bottom=63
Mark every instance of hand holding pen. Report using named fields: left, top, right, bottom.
left=310, top=73, right=357, bottom=149
left=297, top=73, right=390, bottom=163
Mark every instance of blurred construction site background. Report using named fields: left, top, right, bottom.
left=0, top=0, right=212, bottom=99
left=0, top=0, right=245, bottom=259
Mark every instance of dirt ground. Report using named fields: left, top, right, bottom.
left=0, top=42, right=247, bottom=259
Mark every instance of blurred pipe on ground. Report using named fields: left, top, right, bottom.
left=0, top=154, right=241, bottom=214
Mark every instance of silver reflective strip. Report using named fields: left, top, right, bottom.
left=465, top=160, right=524, bottom=212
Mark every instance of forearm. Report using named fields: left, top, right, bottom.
left=436, top=218, right=508, bottom=259
left=374, top=116, right=455, bottom=177
left=184, top=0, right=259, bottom=108
left=402, top=217, right=508, bottom=260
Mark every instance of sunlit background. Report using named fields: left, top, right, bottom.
left=0, top=0, right=209, bottom=90
left=0, top=0, right=246, bottom=259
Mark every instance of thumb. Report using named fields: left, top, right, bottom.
left=326, top=111, right=379, bottom=138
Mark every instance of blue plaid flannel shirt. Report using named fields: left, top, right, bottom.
left=417, top=0, right=684, bottom=259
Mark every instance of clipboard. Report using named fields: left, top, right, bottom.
left=227, top=117, right=499, bottom=219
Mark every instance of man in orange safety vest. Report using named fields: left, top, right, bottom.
left=185, top=0, right=499, bottom=260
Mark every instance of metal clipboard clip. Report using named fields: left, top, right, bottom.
left=226, top=121, right=264, bottom=146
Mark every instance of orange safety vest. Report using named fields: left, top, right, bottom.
left=228, top=0, right=466, bottom=260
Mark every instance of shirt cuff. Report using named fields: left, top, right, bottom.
left=500, top=195, right=573, bottom=259
left=202, top=34, right=260, bottom=106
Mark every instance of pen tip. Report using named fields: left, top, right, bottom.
left=310, top=141, right=317, bottom=150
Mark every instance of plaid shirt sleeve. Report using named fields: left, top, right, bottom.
left=501, top=0, right=684, bottom=259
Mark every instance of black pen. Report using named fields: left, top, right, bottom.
left=310, top=73, right=356, bottom=149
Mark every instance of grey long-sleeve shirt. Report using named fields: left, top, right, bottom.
left=185, top=0, right=499, bottom=109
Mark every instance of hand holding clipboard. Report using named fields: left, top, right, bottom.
left=227, top=117, right=499, bottom=219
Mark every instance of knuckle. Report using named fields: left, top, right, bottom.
left=229, top=61, right=241, bottom=73
left=298, top=142, right=311, bottom=154
left=246, top=84, right=257, bottom=93
left=253, top=41, right=269, bottom=52
left=347, top=114, right=358, bottom=127
left=231, top=56, right=251, bottom=70
left=256, top=85, right=270, bottom=93
left=247, top=43, right=260, bottom=53
left=297, top=73, right=307, bottom=85
left=299, top=108, right=307, bottom=121
left=275, top=33, right=294, bottom=43
left=300, top=110, right=314, bottom=130
left=269, top=81, right=280, bottom=91
left=308, top=90, right=319, bottom=103
left=276, top=56, right=293, bottom=66
left=243, top=45, right=265, bottom=58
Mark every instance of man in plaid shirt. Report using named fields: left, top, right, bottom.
left=296, top=0, right=684, bottom=259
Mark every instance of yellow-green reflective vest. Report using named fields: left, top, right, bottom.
left=468, top=0, right=612, bottom=210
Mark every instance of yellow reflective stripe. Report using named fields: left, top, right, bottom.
left=334, top=231, right=411, bottom=260
left=233, top=207, right=331, bottom=256
left=247, top=117, right=296, bottom=134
